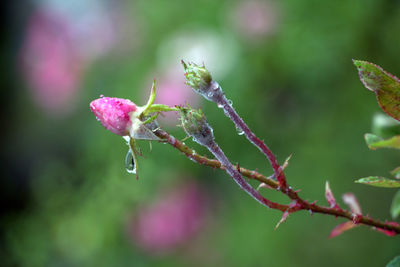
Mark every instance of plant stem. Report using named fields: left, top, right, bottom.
left=154, top=128, right=400, bottom=234
left=207, top=138, right=289, bottom=211
left=210, top=81, right=287, bottom=189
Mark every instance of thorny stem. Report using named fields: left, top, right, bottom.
left=206, top=138, right=289, bottom=211
left=210, top=81, right=287, bottom=189
left=154, top=128, right=400, bottom=234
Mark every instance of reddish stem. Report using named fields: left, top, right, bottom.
left=212, top=85, right=287, bottom=189
left=154, top=128, right=400, bottom=234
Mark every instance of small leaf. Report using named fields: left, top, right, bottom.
left=387, top=256, right=400, bottom=267
left=257, top=183, right=273, bottom=191
left=355, top=176, right=400, bottom=188
left=329, top=221, right=357, bottom=238
left=342, top=193, right=362, bottom=214
left=325, top=181, right=338, bottom=208
left=391, top=167, right=400, bottom=179
left=372, top=113, right=400, bottom=138
left=375, top=222, right=399, bottom=237
left=353, top=60, right=400, bottom=121
left=364, top=133, right=400, bottom=150
left=391, top=190, right=400, bottom=219
left=365, top=133, right=384, bottom=149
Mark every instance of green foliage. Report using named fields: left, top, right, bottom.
left=355, top=176, right=400, bottom=188
left=372, top=113, right=400, bottom=138
left=391, top=167, right=400, bottom=179
left=387, top=256, right=400, bottom=267
left=353, top=60, right=400, bottom=121
left=355, top=61, right=400, bottom=233
left=6, top=1, right=400, bottom=266
left=391, top=191, right=400, bottom=219
left=364, top=133, right=400, bottom=150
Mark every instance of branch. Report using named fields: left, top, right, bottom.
left=154, top=128, right=400, bottom=234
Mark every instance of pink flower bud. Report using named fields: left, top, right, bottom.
left=90, top=97, right=137, bottom=136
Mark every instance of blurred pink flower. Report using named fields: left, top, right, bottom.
left=128, top=181, right=208, bottom=255
left=20, top=1, right=130, bottom=115
left=20, top=11, right=82, bottom=114
left=231, top=0, right=280, bottom=41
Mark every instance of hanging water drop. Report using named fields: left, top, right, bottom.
left=125, top=149, right=136, bottom=174
left=227, top=99, right=233, bottom=106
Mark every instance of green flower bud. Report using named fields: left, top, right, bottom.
left=181, top=61, right=212, bottom=94
left=179, top=106, right=214, bottom=146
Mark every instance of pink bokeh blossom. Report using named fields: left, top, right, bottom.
left=20, top=2, right=129, bottom=115
left=20, top=11, right=82, bottom=114
left=128, top=181, right=208, bottom=255
left=231, top=0, right=280, bottom=41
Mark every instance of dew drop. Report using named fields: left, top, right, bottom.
left=100, top=94, right=104, bottom=98
left=236, top=127, right=244, bottom=135
left=227, top=99, right=233, bottom=106
left=125, top=150, right=136, bottom=174
left=217, top=104, right=224, bottom=109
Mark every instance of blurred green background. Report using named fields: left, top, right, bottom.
left=2, top=0, right=400, bottom=266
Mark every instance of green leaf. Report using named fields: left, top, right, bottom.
left=364, top=133, right=400, bottom=150
left=387, top=256, right=400, bottom=267
left=391, top=190, right=400, bottom=219
left=355, top=176, right=400, bottom=188
left=391, top=167, right=400, bottom=179
left=372, top=113, right=400, bottom=138
left=353, top=60, right=400, bottom=121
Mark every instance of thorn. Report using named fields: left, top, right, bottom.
left=236, top=163, right=241, bottom=172
left=281, top=154, right=293, bottom=170
left=275, top=211, right=290, bottom=229
left=257, top=183, right=273, bottom=191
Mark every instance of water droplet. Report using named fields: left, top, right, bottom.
left=236, top=127, right=244, bottom=135
left=125, top=150, right=136, bottom=174
left=100, top=94, right=104, bottom=98
left=227, top=99, right=233, bottom=106
left=217, top=104, right=224, bottom=109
